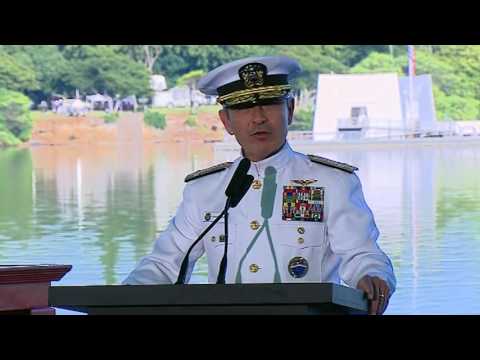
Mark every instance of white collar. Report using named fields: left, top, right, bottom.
left=236, top=142, right=294, bottom=177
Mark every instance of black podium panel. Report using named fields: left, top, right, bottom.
left=49, top=283, right=368, bottom=315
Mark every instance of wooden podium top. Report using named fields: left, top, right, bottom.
left=0, top=265, right=72, bottom=313
left=0, top=265, right=72, bottom=285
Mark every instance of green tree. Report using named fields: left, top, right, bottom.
left=289, top=107, right=314, bottom=131
left=433, top=86, right=480, bottom=120
left=396, top=51, right=471, bottom=97
left=400, top=49, right=480, bottom=119
left=152, top=45, right=273, bottom=86
left=434, top=46, right=480, bottom=98
left=337, top=45, right=390, bottom=67
left=351, top=52, right=402, bottom=74
left=57, top=45, right=92, bottom=60
left=0, top=45, right=69, bottom=103
left=116, top=45, right=165, bottom=73
left=0, top=88, right=33, bottom=146
left=146, top=45, right=356, bottom=91
left=0, top=51, right=39, bottom=93
left=271, top=45, right=349, bottom=90
left=64, top=46, right=152, bottom=98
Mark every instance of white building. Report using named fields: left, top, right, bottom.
left=313, top=73, right=437, bottom=141
left=151, top=75, right=216, bottom=108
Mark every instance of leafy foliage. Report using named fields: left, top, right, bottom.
left=144, top=109, right=166, bottom=129
left=0, top=89, right=32, bottom=146
left=0, top=44, right=479, bottom=136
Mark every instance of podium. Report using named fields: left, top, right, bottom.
left=0, top=265, right=71, bottom=315
left=49, top=283, right=368, bottom=315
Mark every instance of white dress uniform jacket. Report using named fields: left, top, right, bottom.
left=123, top=142, right=396, bottom=293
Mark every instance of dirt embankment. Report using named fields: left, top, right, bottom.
left=28, top=111, right=225, bottom=146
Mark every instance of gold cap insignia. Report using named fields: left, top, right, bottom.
left=239, top=63, right=267, bottom=89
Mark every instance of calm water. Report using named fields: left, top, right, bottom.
left=1, top=141, right=479, bottom=314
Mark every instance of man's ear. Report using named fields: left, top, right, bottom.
left=219, top=109, right=234, bottom=135
left=287, top=98, right=295, bottom=126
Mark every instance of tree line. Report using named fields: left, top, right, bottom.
left=1, top=45, right=480, bottom=146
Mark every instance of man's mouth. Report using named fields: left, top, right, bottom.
left=251, top=130, right=271, bottom=136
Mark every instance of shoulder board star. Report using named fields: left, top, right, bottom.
left=308, top=154, right=358, bottom=173
left=184, top=162, right=233, bottom=182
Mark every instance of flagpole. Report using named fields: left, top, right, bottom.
left=408, top=45, right=417, bottom=137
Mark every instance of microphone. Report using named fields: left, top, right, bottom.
left=216, top=174, right=253, bottom=284
left=216, top=159, right=253, bottom=284
left=225, top=158, right=251, bottom=200
left=176, top=158, right=252, bottom=285
left=230, top=174, right=254, bottom=208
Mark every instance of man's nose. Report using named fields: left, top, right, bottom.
left=251, top=106, right=268, bottom=124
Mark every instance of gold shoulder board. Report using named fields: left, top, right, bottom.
left=184, top=162, right=233, bottom=183
left=308, top=154, right=358, bottom=173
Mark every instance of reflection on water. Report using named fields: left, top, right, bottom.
left=321, top=144, right=480, bottom=314
left=0, top=142, right=479, bottom=314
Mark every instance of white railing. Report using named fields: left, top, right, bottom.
left=337, top=117, right=370, bottom=129
left=288, top=127, right=480, bottom=142
left=287, top=131, right=314, bottom=141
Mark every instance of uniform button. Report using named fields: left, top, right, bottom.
left=297, top=237, right=305, bottom=244
left=204, top=213, right=211, bottom=221
left=219, top=234, right=225, bottom=242
left=249, top=264, right=260, bottom=273
left=297, top=227, right=305, bottom=234
left=250, top=220, right=260, bottom=230
left=211, top=236, right=216, bottom=242
left=252, top=179, right=262, bottom=190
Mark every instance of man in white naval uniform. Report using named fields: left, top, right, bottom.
left=123, top=56, right=396, bottom=315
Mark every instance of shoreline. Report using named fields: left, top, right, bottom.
left=22, top=111, right=224, bottom=147
left=215, top=135, right=480, bottom=153
left=3, top=110, right=480, bottom=150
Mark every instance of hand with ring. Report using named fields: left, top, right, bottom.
left=357, top=275, right=391, bottom=315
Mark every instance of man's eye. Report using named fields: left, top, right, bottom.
left=234, top=108, right=253, bottom=115
left=263, top=104, right=280, bottom=111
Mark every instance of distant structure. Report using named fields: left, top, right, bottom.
left=151, top=75, right=167, bottom=92
left=86, top=94, right=114, bottom=112
left=52, top=92, right=90, bottom=116
left=150, top=74, right=216, bottom=108
left=49, top=91, right=139, bottom=116
left=114, top=95, right=138, bottom=112
left=151, top=75, right=169, bottom=107
left=312, top=73, right=437, bottom=141
left=151, top=74, right=168, bottom=107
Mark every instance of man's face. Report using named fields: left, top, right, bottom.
left=219, top=98, right=295, bottom=162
